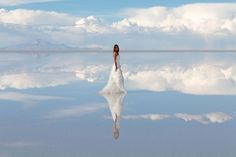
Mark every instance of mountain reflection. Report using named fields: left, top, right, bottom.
left=100, top=93, right=126, bottom=140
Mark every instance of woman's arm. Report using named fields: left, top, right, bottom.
left=114, top=52, right=118, bottom=71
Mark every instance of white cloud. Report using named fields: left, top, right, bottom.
left=45, top=104, right=105, bottom=119
left=118, top=112, right=233, bottom=124
left=0, top=0, right=59, bottom=6
left=1, top=52, right=236, bottom=96
left=0, top=9, right=111, bottom=48
left=175, top=113, right=208, bottom=124
left=75, top=16, right=110, bottom=33
left=113, top=3, right=236, bottom=34
left=75, top=64, right=108, bottom=82
left=175, top=112, right=232, bottom=124
left=0, top=91, right=65, bottom=105
left=122, top=114, right=170, bottom=121
left=1, top=3, right=236, bottom=49
left=0, top=9, right=77, bottom=25
left=0, top=69, right=104, bottom=90
left=0, top=53, right=109, bottom=89
left=124, top=63, right=236, bottom=95
left=0, top=72, right=77, bottom=89
left=205, top=112, right=233, bottom=123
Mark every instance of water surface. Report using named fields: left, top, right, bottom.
left=0, top=51, right=236, bottom=157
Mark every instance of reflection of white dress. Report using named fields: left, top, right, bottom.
left=101, top=93, right=126, bottom=129
left=100, top=55, right=126, bottom=94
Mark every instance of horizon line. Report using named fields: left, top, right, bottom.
left=0, top=49, right=236, bottom=53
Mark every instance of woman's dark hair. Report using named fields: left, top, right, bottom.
left=113, top=44, right=119, bottom=53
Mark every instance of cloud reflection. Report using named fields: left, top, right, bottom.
left=0, top=54, right=108, bottom=90
left=0, top=91, right=66, bottom=105
left=44, top=103, right=105, bottom=119
left=1, top=53, right=236, bottom=96
left=175, top=112, right=233, bottom=124
left=123, top=114, right=170, bottom=121
left=117, top=112, right=233, bottom=124
left=124, top=63, right=236, bottom=95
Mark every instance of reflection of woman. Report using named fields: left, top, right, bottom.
left=100, top=93, right=125, bottom=140
left=113, top=114, right=120, bottom=140
left=100, top=44, right=126, bottom=94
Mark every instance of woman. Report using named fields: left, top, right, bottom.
left=100, top=44, right=126, bottom=94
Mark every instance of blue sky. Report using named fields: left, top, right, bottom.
left=3, top=0, right=236, bottom=16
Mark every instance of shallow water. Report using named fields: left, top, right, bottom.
left=0, top=52, right=236, bottom=157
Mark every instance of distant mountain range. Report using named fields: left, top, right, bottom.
left=0, top=39, right=104, bottom=52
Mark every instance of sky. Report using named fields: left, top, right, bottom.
left=2, top=0, right=236, bottom=14
left=1, top=2, right=236, bottom=156
left=0, top=0, right=236, bottom=49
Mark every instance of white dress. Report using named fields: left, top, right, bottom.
left=100, top=55, right=126, bottom=94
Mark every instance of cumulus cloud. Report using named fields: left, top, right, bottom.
left=0, top=3, right=236, bottom=49
left=0, top=0, right=59, bottom=6
left=113, top=3, right=236, bottom=34
left=0, top=9, right=77, bottom=25
left=124, top=63, right=236, bottom=95
left=175, top=112, right=232, bottom=124
left=0, top=9, right=111, bottom=48
left=75, top=16, right=110, bottom=33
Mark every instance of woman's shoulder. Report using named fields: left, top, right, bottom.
left=113, top=52, right=119, bottom=56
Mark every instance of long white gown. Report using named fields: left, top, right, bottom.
left=100, top=54, right=126, bottom=139
left=100, top=55, right=126, bottom=94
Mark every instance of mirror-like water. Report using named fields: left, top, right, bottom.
left=0, top=52, right=236, bottom=157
